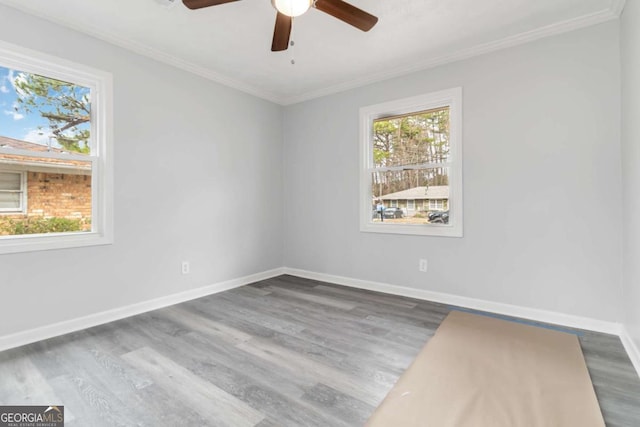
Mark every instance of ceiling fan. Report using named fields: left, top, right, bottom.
left=182, top=0, right=379, bottom=52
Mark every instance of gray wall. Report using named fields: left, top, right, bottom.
left=0, top=5, right=284, bottom=336
left=0, top=5, right=627, bottom=339
left=283, top=22, right=623, bottom=322
left=622, top=1, right=640, bottom=350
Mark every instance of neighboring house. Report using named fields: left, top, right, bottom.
left=0, top=135, right=92, bottom=230
left=379, top=186, right=449, bottom=215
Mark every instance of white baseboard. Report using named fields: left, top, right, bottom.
left=0, top=267, right=285, bottom=352
left=620, top=326, right=640, bottom=379
left=3, top=265, right=637, bottom=380
left=283, top=268, right=623, bottom=335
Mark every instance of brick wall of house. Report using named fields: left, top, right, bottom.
left=0, top=171, right=92, bottom=235
left=26, top=172, right=92, bottom=219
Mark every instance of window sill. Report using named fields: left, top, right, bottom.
left=360, top=222, right=463, bottom=237
left=0, top=231, right=113, bottom=255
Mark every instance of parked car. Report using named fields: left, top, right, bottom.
left=383, top=207, right=404, bottom=219
left=428, top=210, right=449, bottom=224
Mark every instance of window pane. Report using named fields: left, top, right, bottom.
left=0, top=63, right=93, bottom=237
left=0, top=65, right=91, bottom=155
left=373, top=107, right=449, bottom=168
left=371, top=168, right=450, bottom=225
left=0, top=172, right=20, bottom=190
left=0, top=165, right=92, bottom=236
left=0, top=191, right=20, bottom=209
left=371, top=168, right=449, bottom=199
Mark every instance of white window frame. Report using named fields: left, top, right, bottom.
left=0, top=171, right=27, bottom=214
left=407, top=199, right=415, bottom=210
left=359, top=88, right=463, bottom=237
left=390, top=200, right=398, bottom=208
left=0, top=40, right=113, bottom=254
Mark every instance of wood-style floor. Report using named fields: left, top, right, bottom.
left=1, top=275, right=639, bottom=426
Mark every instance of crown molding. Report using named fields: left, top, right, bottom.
left=0, top=0, right=625, bottom=107
left=281, top=4, right=625, bottom=105
left=0, top=1, right=286, bottom=104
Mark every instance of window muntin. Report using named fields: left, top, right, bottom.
left=0, top=40, right=112, bottom=254
left=360, top=88, right=462, bottom=237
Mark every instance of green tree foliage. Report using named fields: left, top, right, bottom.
left=372, top=108, right=450, bottom=198
left=13, top=73, right=91, bottom=153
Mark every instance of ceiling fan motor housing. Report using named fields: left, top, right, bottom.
left=182, top=0, right=378, bottom=52
left=271, top=0, right=313, bottom=17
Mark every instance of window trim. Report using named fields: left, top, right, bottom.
left=0, top=40, right=113, bottom=254
left=359, top=88, right=463, bottom=237
left=0, top=171, right=27, bottom=214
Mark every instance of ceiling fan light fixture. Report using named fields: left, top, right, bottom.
left=271, top=0, right=312, bottom=17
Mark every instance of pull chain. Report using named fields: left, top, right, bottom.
left=290, top=20, right=296, bottom=65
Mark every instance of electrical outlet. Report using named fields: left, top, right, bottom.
left=419, top=259, right=428, bottom=272
left=181, top=261, right=190, bottom=275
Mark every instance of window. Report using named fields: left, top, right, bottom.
left=0, top=40, right=113, bottom=254
left=0, top=171, right=26, bottom=213
left=429, top=199, right=445, bottom=211
left=360, top=88, right=463, bottom=237
left=390, top=200, right=398, bottom=208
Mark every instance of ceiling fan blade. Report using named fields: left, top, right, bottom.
left=314, top=0, right=378, bottom=31
left=271, top=12, right=292, bottom=52
left=182, top=0, right=240, bottom=10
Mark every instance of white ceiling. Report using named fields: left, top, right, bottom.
left=0, top=0, right=624, bottom=104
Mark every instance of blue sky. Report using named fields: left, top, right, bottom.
left=0, top=65, right=89, bottom=148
